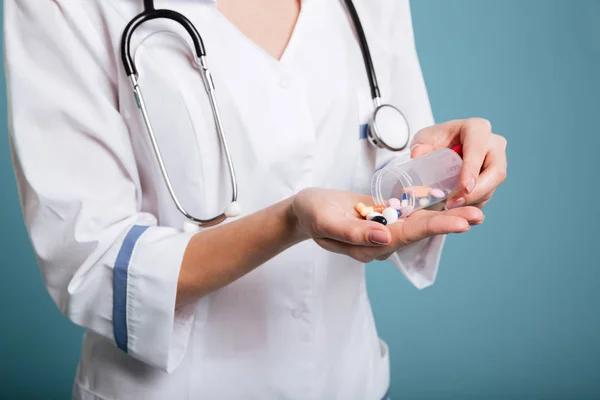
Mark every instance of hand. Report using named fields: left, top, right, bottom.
left=410, top=118, right=507, bottom=209
left=291, top=188, right=483, bottom=263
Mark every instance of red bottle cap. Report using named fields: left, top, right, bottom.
left=451, top=144, right=463, bottom=157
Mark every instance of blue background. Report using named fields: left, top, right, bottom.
left=1, top=0, right=599, bottom=398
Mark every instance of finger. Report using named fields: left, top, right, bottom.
left=388, top=207, right=482, bottom=245
left=449, top=134, right=506, bottom=208
left=459, top=118, right=492, bottom=194
left=410, top=142, right=435, bottom=159
left=318, top=208, right=484, bottom=261
left=316, top=238, right=382, bottom=264
left=313, top=213, right=391, bottom=247
left=441, top=206, right=486, bottom=224
left=472, top=198, right=491, bottom=210
left=376, top=251, right=395, bottom=261
left=397, top=215, right=468, bottom=245
left=466, top=189, right=494, bottom=209
left=410, top=120, right=461, bottom=157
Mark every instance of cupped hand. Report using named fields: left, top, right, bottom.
left=291, top=188, right=483, bottom=263
left=410, top=118, right=507, bottom=209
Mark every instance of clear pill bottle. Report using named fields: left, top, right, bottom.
left=370, top=148, right=463, bottom=217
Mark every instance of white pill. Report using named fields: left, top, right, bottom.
left=419, top=198, right=431, bottom=207
left=388, top=198, right=401, bottom=209
left=366, top=212, right=384, bottom=221
left=382, top=207, right=398, bottom=224
left=401, top=199, right=408, bottom=207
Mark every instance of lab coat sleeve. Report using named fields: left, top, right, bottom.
left=376, top=0, right=446, bottom=289
left=4, top=1, right=194, bottom=372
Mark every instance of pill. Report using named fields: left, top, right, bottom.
left=373, top=205, right=386, bottom=213
left=355, top=203, right=374, bottom=217
left=404, top=186, right=431, bottom=197
left=419, top=198, right=431, bottom=207
left=382, top=207, right=398, bottom=224
left=430, top=188, right=445, bottom=199
left=366, top=211, right=383, bottom=221
left=401, top=193, right=408, bottom=201
left=371, top=216, right=387, bottom=225
left=401, top=199, right=408, bottom=207
left=388, top=198, right=401, bottom=209
left=396, top=209, right=402, bottom=218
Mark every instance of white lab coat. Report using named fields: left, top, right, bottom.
left=5, top=0, right=444, bottom=399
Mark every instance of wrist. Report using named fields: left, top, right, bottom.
left=281, top=195, right=309, bottom=244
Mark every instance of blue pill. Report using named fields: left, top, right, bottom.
left=401, top=193, right=408, bottom=201
left=396, top=209, right=402, bottom=218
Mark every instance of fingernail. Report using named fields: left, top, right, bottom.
left=369, top=230, right=390, bottom=245
left=465, top=177, right=476, bottom=194
left=447, top=197, right=466, bottom=209
left=410, top=144, right=422, bottom=158
left=471, top=215, right=485, bottom=226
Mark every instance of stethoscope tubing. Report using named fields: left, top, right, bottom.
left=121, top=0, right=405, bottom=228
left=122, top=2, right=237, bottom=227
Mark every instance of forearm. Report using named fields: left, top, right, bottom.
left=176, top=197, right=304, bottom=307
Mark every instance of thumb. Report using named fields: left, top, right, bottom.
left=410, top=142, right=435, bottom=158
left=410, top=120, right=464, bottom=158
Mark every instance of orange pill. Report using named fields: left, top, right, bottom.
left=355, top=202, right=374, bottom=217
left=355, top=202, right=366, bottom=214
left=403, top=186, right=431, bottom=198
left=361, top=206, right=374, bottom=217
left=373, top=205, right=386, bottom=213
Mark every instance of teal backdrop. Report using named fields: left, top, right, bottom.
left=1, top=0, right=599, bottom=398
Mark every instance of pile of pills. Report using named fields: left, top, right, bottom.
left=355, top=185, right=450, bottom=225
left=355, top=202, right=401, bottom=226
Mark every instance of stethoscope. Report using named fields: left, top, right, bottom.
left=121, top=0, right=411, bottom=230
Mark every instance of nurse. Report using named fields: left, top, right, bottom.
left=4, top=0, right=506, bottom=399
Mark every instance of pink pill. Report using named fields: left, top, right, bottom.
left=388, top=198, right=401, bottom=209
left=430, top=189, right=445, bottom=199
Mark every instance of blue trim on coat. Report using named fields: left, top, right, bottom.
left=359, top=123, right=369, bottom=139
left=113, top=225, right=149, bottom=352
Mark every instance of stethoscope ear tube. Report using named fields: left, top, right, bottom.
left=342, top=0, right=380, bottom=100
left=121, top=5, right=239, bottom=229
left=121, top=8, right=207, bottom=77
left=128, top=74, right=235, bottom=228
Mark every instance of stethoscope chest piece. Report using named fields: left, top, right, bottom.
left=368, top=104, right=410, bottom=152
